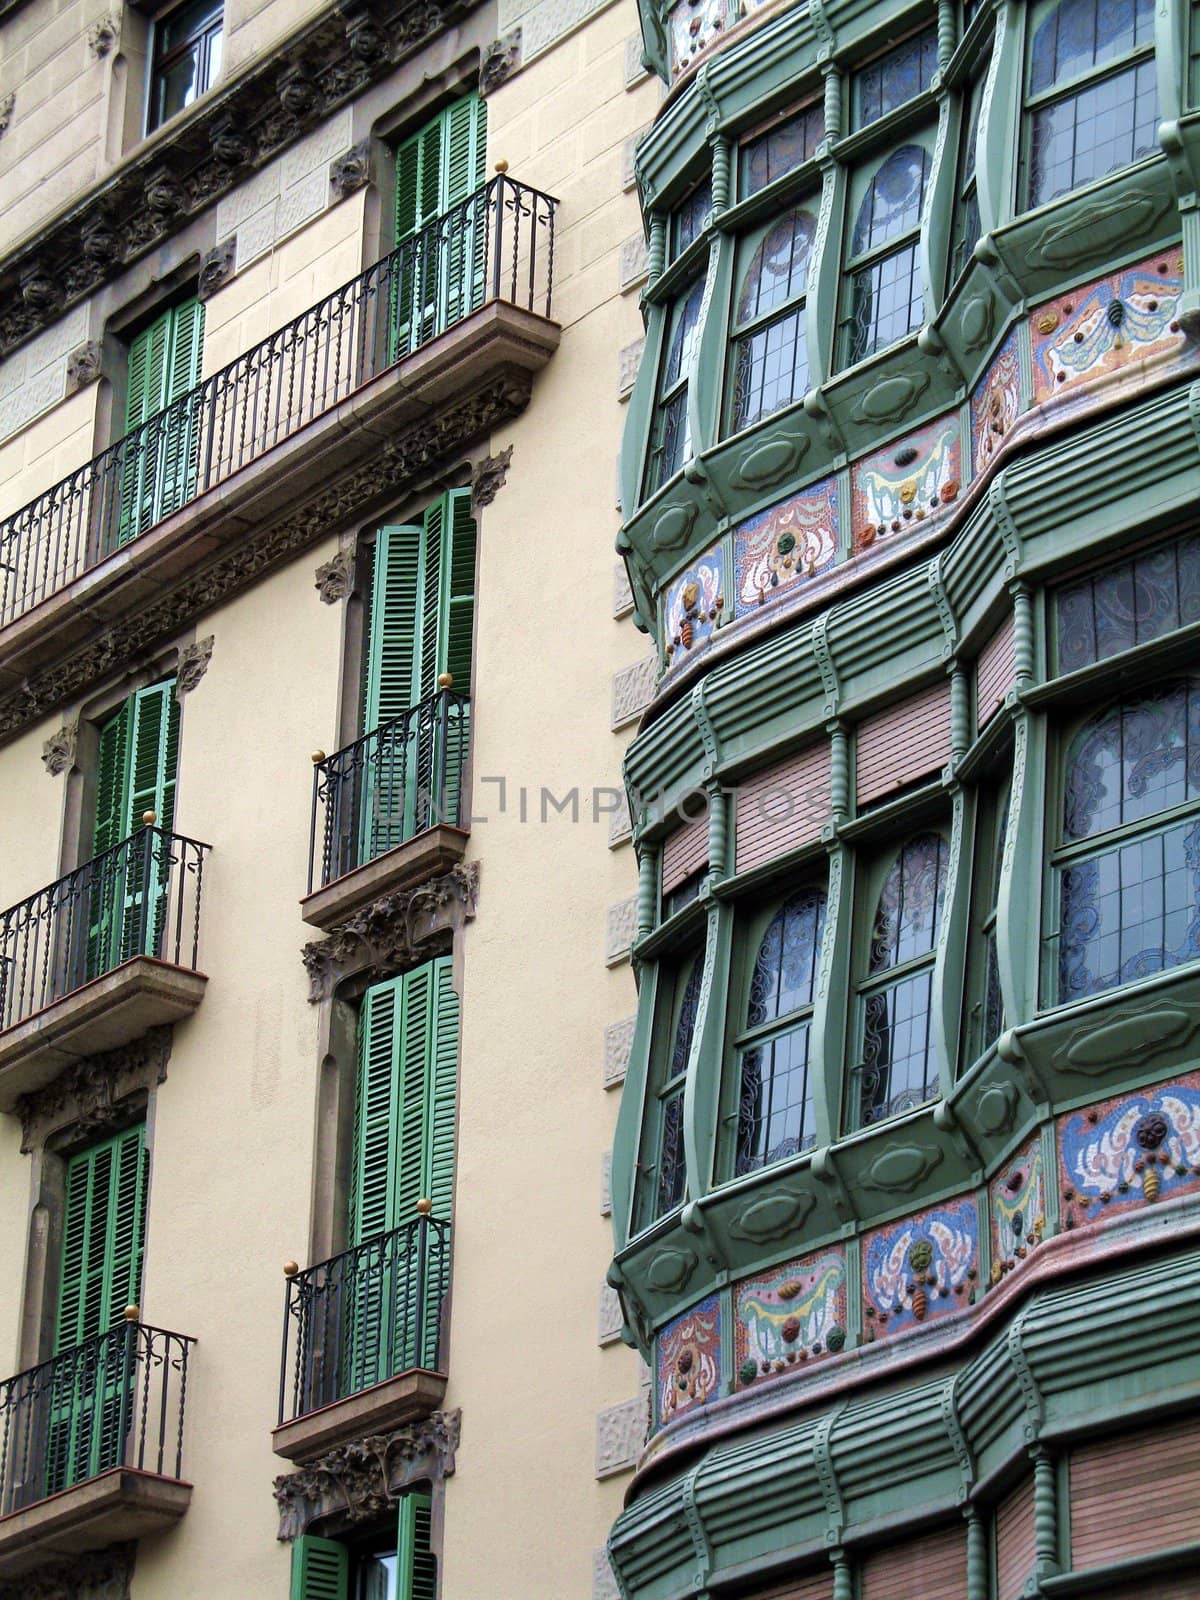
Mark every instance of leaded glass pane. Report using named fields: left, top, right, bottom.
left=672, top=178, right=712, bottom=257
left=664, top=277, right=705, bottom=389
left=731, top=306, right=809, bottom=431
left=983, top=931, right=1003, bottom=1043
left=1059, top=820, right=1200, bottom=998
left=852, top=146, right=931, bottom=255
left=1029, top=0, right=1153, bottom=97
left=646, top=277, right=704, bottom=493
left=1055, top=534, right=1200, bottom=673
left=870, top=832, right=948, bottom=971
left=670, top=957, right=703, bottom=1077
left=746, top=890, right=827, bottom=1026
left=854, top=27, right=938, bottom=128
left=742, top=105, right=824, bottom=196
left=858, top=969, right=937, bottom=1123
left=1063, top=684, right=1200, bottom=842
left=848, top=244, right=924, bottom=361
left=735, top=1023, right=815, bottom=1173
left=656, top=1087, right=687, bottom=1216
left=737, top=210, right=816, bottom=325
left=1028, top=58, right=1158, bottom=206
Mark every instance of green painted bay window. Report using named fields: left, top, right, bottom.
left=1051, top=680, right=1200, bottom=1005
left=852, top=23, right=939, bottom=131
left=1023, top=0, right=1157, bottom=208
left=292, top=1491, right=436, bottom=1600
left=849, top=830, right=949, bottom=1130
left=118, top=298, right=206, bottom=547
left=721, top=885, right=827, bottom=1179
left=726, top=202, right=818, bottom=435
left=839, top=132, right=935, bottom=367
left=633, top=952, right=703, bottom=1233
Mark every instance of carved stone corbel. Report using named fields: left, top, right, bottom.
left=273, top=1411, right=461, bottom=1540
left=301, top=865, right=479, bottom=1001
left=198, top=239, right=236, bottom=300
left=471, top=445, right=513, bottom=508
left=329, top=141, right=371, bottom=201
left=86, top=14, right=122, bottom=57
left=0, top=1541, right=135, bottom=1599
left=480, top=28, right=522, bottom=95
left=66, top=341, right=103, bottom=394
left=17, top=1029, right=172, bottom=1153
left=42, top=720, right=78, bottom=774
left=0, top=93, right=14, bottom=139
left=176, top=635, right=214, bottom=696
left=314, top=546, right=356, bottom=602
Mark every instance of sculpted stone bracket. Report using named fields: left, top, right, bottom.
left=176, top=635, right=215, bottom=696
left=0, top=1542, right=135, bottom=1599
left=302, top=864, right=479, bottom=1001
left=314, top=546, right=356, bottom=602
left=15, top=1028, right=172, bottom=1153
left=274, top=1410, right=461, bottom=1539
left=41, top=720, right=77, bottom=774
left=0, top=374, right=533, bottom=742
left=0, top=0, right=486, bottom=359
left=479, top=28, right=522, bottom=96
left=471, top=445, right=513, bottom=508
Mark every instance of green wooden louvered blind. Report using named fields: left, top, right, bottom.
left=392, top=95, right=487, bottom=356
left=118, top=298, right=206, bottom=546
left=290, top=1493, right=435, bottom=1600
left=56, top=1125, right=149, bottom=1352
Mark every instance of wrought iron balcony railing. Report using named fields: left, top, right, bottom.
left=0, top=174, right=558, bottom=630
left=0, top=827, right=210, bottom=1033
left=0, top=1320, right=195, bottom=1515
left=308, top=689, right=469, bottom=893
left=278, top=1213, right=450, bottom=1426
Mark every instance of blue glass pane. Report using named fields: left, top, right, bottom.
left=852, top=145, right=930, bottom=256
left=848, top=241, right=924, bottom=362
left=655, top=1087, right=687, bottom=1215
left=1063, top=683, right=1200, bottom=842
left=870, top=833, right=948, bottom=973
left=1029, top=0, right=1154, bottom=97
left=737, top=209, right=816, bottom=325
left=735, top=1022, right=815, bottom=1172
left=746, top=889, right=826, bottom=1027
left=859, top=969, right=937, bottom=1123
left=672, top=179, right=712, bottom=257
left=664, top=277, right=705, bottom=388
left=1029, top=58, right=1158, bottom=205
left=742, top=105, right=824, bottom=196
left=855, top=26, right=938, bottom=128
left=1059, top=820, right=1200, bottom=999
left=670, top=957, right=703, bottom=1077
left=1055, top=533, right=1200, bottom=673
left=731, top=306, right=809, bottom=431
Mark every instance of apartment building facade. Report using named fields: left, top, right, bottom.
left=0, top=0, right=655, bottom=1595
left=606, top=0, right=1200, bottom=1595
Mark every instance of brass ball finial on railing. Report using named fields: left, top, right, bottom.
left=436, top=672, right=454, bottom=689
left=415, top=1197, right=433, bottom=1215
left=283, top=1260, right=299, bottom=1277
left=311, top=750, right=326, bottom=765
left=124, top=1304, right=140, bottom=1322
left=494, top=160, right=508, bottom=174
left=142, top=811, right=157, bottom=827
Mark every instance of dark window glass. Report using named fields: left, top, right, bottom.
left=854, top=26, right=939, bottom=129
left=1029, top=0, right=1153, bottom=96
left=847, top=241, right=924, bottom=362
left=741, top=104, right=824, bottom=197
left=149, top=0, right=223, bottom=132
left=637, top=956, right=703, bottom=1229
left=733, top=889, right=826, bottom=1174
left=854, top=832, right=948, bottom=1127
left=645, top=276, right=704, bottom=495
left=1055, top=533, right=1200, bottom=675
left=852, top=144, right=930, bottom=254
left=728, top=206, right=816, bottom=433
left=1055, top=682, right=1200, bottom=1001
left=844, top=143, right=931, bottom=364
left=951, top=60, right=990, bottom=280
left=672, top=178, right=712, bottom=258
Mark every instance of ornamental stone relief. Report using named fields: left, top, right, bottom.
left=176, top=636, right=215, bottom=695
left=41, top=721, right=77, bottom=774
left=16, top=1029, right=172, bottom=1152
left=314, top=546, right=356, bottom=602
left=0, top=1542, right=134, bottom=1599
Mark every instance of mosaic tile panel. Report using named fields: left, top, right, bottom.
left=852, top=414, right=961, bottom=553
left=669, top=0, right=726, bottom=77
left=734, top=1247, right=847, bottom=1389
left=863, top=1195, right=979, bottom=1339
left=733, top=476, right=838, bottom=618
left=971, top=328, right=1021, bottom=479
left=1030, top=251, right=1186, bottom=405
left=664, top=544, right=724, bottom=668
left=1058, top=1072, right=1200, bottom=1228
left=656, top=1293, right=722, bottom=1424
left=989, top=1134, right=1047, bottom=1284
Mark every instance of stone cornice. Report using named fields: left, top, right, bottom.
left=0, top=372, right=530, bottom=741
left=0, top=0, right=486, bottom=360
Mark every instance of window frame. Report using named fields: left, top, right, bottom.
left=962, top=763, right=1011, bottom=1071
left=642, top=271, right=705, bottom=500
left=723, top=198, right=820, bottom=438
left=947, top=37, right=993, bottom=287
left=1019, top=0, right=1158, bottom=210
left=633, top=948, right=703, bottom=1234
left=146, top=0, right=223, bottom=134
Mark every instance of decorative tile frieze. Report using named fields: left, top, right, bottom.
left=0, top=302, right=87, bottom=443
left=604, top=1016, right=635, bottom=1086
left=274, top=1410, right=460, bottom=1540
left=598, top=1282, right=624, bottom=1345
left=605, top=896, right=637, bottom=965
left=862, top=1196, right=980, bottom=1339
left=1058, top=1072, right=1200, bottom=1227
left=595, top=1395, right=645, bottom=1478
left=611, top=655, right=657, bottom=729
left=618, top=337, right=644, bottom=401
left=619, top=232, right=649, bottom=293
left=41, top=721, right=77, bottom=775
left=656, top=1293, right=721, bottom=1424
left=734, top=1248, right=847, bottom=1390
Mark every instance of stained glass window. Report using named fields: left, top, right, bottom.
left=1053, top=682, right=1200, bottom=1002
left=730, top=889, right=827, bottom=1175
left=842, top=142, right=932, bottom=366
left=950, top=54, right=990, bottom=281
left=1025, top=0, right=1158, bottom=207
left=1054, top=533, right=1200, bottom=675
left=672, top=178, right=712, bottom=259
left=853, top=26, right=939, bottom=129
left=965, top=781, right=1009, bottom=1070
left=644, top=276, right=705, bottom=496
left=853, top=832, right=948, bottom=1127
left=727, top=205, right=817, bottom=434
left=636, top=954, right=703, bottom=1230
left=741, top=104, right=824, bottom=198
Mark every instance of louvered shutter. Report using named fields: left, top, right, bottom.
left=86, top=702, right=129, bottom=980
left=397, top=1490, right=437, bottom=1600
left=291, top=1536, right=349, bottom=1600
left=439, top=491, right=475, bottom=828
left=119, top=313, right=171, bottom=544
left=361, top=525, right=423, bottom=859
left=393, top=116, right=442, bottom=355
left=442, top=95, right=487, bottom=328
left=93, top=701, right=133, bottom=856
left=345, top=978, right=401, bottom=1394
left=155, top=299, right=206, bottom=521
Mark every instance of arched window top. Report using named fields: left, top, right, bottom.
left=851, top=145, right=930, bottom=257
left=1029, top=0, right=1153, bottom=96
left=869, top=833, right=948, bottom=973
left=1063, top=681, right=1200, bottom=842
left=746, top=887, right=826, bottom=1029
left=663, top=276, right=705, bottom=391
left=670, top=956, right=704, bottom=1078
left=737, top=208, right=816, bottom=326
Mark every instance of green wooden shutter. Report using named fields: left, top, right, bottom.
left=93, top=701, right=133, bottom=856
left=397, top=1491, right=437, bottom=1600
left=441, top=489, right=476, bottom=693
left=442, top=96, right=487, bottom=328
left=364, top=526, right=423, bottom=732
left=127, top=680, right=180, bottom=835
left=350, top=977, right=403, bottom=1246
left=291, top=1536, right=349, bottom=1600
left=156, top=298, right=206, bottom=520
left=117, top=301, right=205, bottom=546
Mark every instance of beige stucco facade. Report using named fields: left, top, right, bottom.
left=0, top=0, right=653, bottom=1592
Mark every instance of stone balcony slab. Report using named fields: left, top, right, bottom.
left=0, top=958, right=207, bottom=1110
left=0, top=1469, right=191, bottom=1576
left=272, top=1369, right=448, bottom=1464
left=301, top=825, right=470, bottom=931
